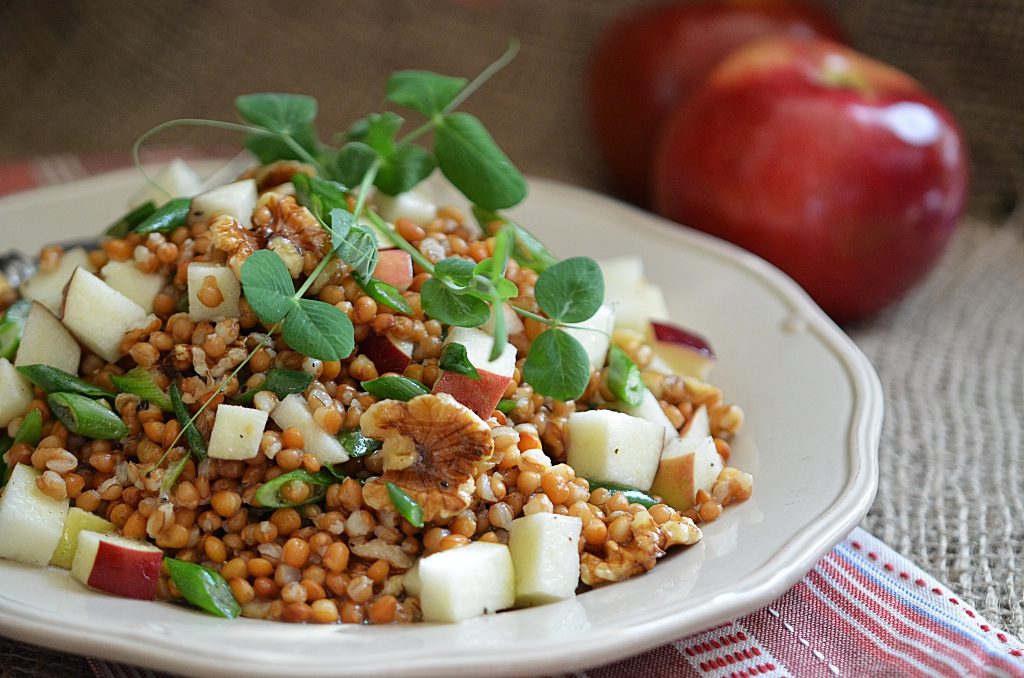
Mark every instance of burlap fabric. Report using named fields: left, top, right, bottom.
left=0, top=1, right=1021, bottom=675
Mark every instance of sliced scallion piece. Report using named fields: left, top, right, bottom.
left=106, top=200, right=156, bottom=237
left=134, top=197, right=191, bottom=235
left=386, top=482, right=424, bottom=528
left=0, top=300, right=32, bottom=360
left=13, top=408, right=42, bottom=447
left=606, top=345, right=644, bottom=407
left=232, top=368, right=312, bottom=406
left=253, top=469, right=332, bottom=508
left=164, top=558, right=240, bottom=619
left=47, top=393, right=128, bottom=440
left=0, top=435, right=12, bottom=487
left=17, top=364, right=115, bottom=400
left=586, top=480, right=659, bottom=509
left=109, top=367, right=173, bottom=411
left=361, top=376, right=430, bottom=401
left=352, top=273, right=413, bottom=315
left=338, top=429, right=382, bottom=458
left=170, top=383, right=206, bottom=460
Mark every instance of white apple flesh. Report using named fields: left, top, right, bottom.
left=432, top=327, right=516, bottom=418
left=187, top=262, right=241, bottom=322
left=20, top=247, right=95, bottom=314
left=409, top=541, right=515, bottom=623
left=508, top=513, right=582, bottom=607
left=61, top=267, right=149, bottom=363
left=50, top=506, right=114, bottom=569
left=71, top=531, right=164, bottom=600
left=565, top=409, right=665, bottom=491
left=650, top=321, right=716, bottom=379
left=481, top=302, right=525, bottom=337
left=14, top=301, right=81, bottom=374
left=130, top=158, right=202, bottom=207
left=0, top=357, right=36, bottom=427
left=610, top=387, right=678, bottom=440
left=188, top=179, right=258, bottom=228
left=0, top=463, right=70, bottom=566
left=361, top=333, right=414, bottom=375
left=376, top=186, right=438, bottom=225
left=208, top=404, right=269, bottom=461
left=271, top=394, right=348, bottom=464
left=564, top=304, right=614, bottom=371
left=101, top=260, right=166, bottom=313
left=649, top=434, right=722, bottom=512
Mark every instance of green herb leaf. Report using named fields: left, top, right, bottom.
left=109, top=367, right=173, bottom=411
left=254, top=469, right=331, bottom=508
left=586, top=480, right=658, bottom=508
left=164, top=558, right=241, bottom=619
left=433, top=257, right=477, bottom=289
left=534, top=256, right=604, bottom=323
left=13, top=409, right=42, bottom=447
left=338, top=429, right=382, bottom=458
left=0, top=300, right=32, bottom=360
left=362, top=112, right=403, bottom=155
left=170, top=383, right=206, bottom=460
left=134, top=197, right=191, bottom=235
left=522, top=329, right=591, bottom=401
left=606, top=345, right=644, bottom=407
left=292, top=174, right=348, bottom=221
left=352, top=274, right=413, bottom=315
left=240, top=250, right=296, bottom=324
left=282, top=299, right=355, bottom=362
left=420, top=278, right=491, bottom=327
left=473, top=207, right=558, bottom=273
left=233, top=368, right=313, bottom=406
left=236, top=93, right=318, bottom=134
left=106, top=201, right=156, bottom=237
left=434, top=112, right=527, bottom=210
left=376, top=144, right=437, bottom=196
left=496, top=399, right=516, bottom=414
left=318, top=463, right=348, bottom=483
left=386, top=482, right=424, bottom=528
left=486, top=303, right=508, bottom=362
left=47, top=393, right=128, bottom=440
left=490, top=226, right=514, bottom=284
left=439, top=342, right=480, bottom=380
left=245, top=124, right=319, bottom=165
left=495, top=277, right=519, bottom=300
left=330, top=142, right=378, bottom=188
left=386, top=70, right=468, bottom=117
left=361, top=376, right=430, bottom=401
left=17, top=364, right=115, bottom=400
left=328, top=209, right=378, bottom=279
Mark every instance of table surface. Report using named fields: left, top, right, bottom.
left=1, top=2, right=1023, bottom=676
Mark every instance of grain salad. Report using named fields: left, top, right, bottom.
left=0, top=45, right=752, bottom=624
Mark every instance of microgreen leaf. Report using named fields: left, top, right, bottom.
left=328, top=209, right=378, bottom=279
left=486, top=302, right=508, bottom=363
left=233, top=368, right=313, bottom=406
left=245, top=124, right=319, bottom=165
left=134, top=197, right=191, bottom=235
left=473, top=207, right=558, bottom=273
left=420, top=277, right=491, bottom=327
left=109, top=367, right=174, bottom=411
left=13, top=409, right=42, bottom=447
left=534, top=256, right=604, bottom=323
left=376, top=144, right=437, bottom=196
left=293, top=174, right=348, bottom=221
left=439, top=342, right=480, bottom=380
left=362, top=112, right=403, bottom=156
left=495, top=277, right=519, bottom=300
left=17, top=364, right=115, bottom=400
left=490, top=226, right=514, bottom=284
left=106, top=201, right=156, bottom=237
left=606, top=345, right=644, bottom=407
left=236, top=93, right=318, bottom=134
left=386, top=70, right=468, bottom=117
left=585, top=480, right=658, bottom=509
left=330, top=142, right=378, bottom=188
left=361, top=376, right=430, bottom=401
left=433, top=257, right=476, bottom=289
left=386, top=482, right=424, bottom=528
left=241, top=250, right=296, bottom=325
left=0, top=300, right=32, bottom=360
left=170, top=383, right=206, bottom=460
left=522, top=329, right=591, bottom=401
left=165, top=558, right=241, bottom=619
left=281, top=299, right=355, bottom=362
left=434, top=112, right=527, bottom=210
left=254, top=469, right=332, bottom=508
left=47, top=393, right=128, bottom=440
left=338, top=429, right=382, bottom=458
left=352, top=273, right=413, bottom=315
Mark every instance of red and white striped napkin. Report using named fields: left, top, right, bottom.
left=4, top=155, right=1023, bottom=678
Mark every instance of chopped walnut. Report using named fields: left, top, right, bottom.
left=580, top=509, right=701, bottom=585
left=210, top=215, right=260, bottom=277
left=349, top=537, right=415, bottom=570
left=360, top=394, right=497, bottom=522
left=240, top=160, right=316, bottom=193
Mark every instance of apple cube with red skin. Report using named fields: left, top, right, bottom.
left=361, top=333, right=415, bottom=375
left=371, top=250, right=414, bottom=291
left=432, top=327, right=516, bottom=418
left=649, top=434, right=722, bottom=512
left=650, top=321, right=716, bottom=380
left=71, top=531, right=164, bottom=600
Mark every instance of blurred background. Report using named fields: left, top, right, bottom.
left=0, top=0, right=1021, bottom=220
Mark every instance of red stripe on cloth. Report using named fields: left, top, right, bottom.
left=0, top=162, right=40, bottom=196
left=574, top=641, right=703, bottom=678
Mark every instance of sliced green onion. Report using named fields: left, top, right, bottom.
left=352, top=273, right=413, bottom=314
left=12, top=408, right=42, bottom=447
left=586, top=480, right=659, bottom=508
left=109, top=367, right=173, bottom=411
left=338, top=429, right=382, bottom=458
left=232, top=368, right=312, bottom=406
left=134, top=197, right=191, bottom=235
left=106, top=200, right=156, bottom=237
left=253, top=469, right=331, bottom=508
left=386, top=482, right=424, bottom=528
left=606, top=345, right=644, bottom=407
left=496, top=399, right=516, bottom=414
left=161, top=453, right=191, bottom=494
left=361, top=376, right=430, bottom=401
left=0, top=300, right=32, bottom=360
left=439, top=342, right=480, bottom=380
left=164, top=558, right=240, bottom=619
left=17, top=364, right=115, bottom=400
left=0, top=435, right=12, bottom=487
left=170, top=383, right=206, bottom=460
left=47, top=393, right=128, bottom=440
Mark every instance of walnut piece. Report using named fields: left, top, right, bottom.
left=240, top=160, right=316, bottom=193
left=580, top=509, right=701, bottom=585
left=360, top=394, right=497, bottom=522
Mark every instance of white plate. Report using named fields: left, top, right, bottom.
left=0, top=166, right=881, bottom=677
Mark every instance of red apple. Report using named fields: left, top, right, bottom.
left=650, top=321, right=716, bottom=379
left=361, top=332, right=415, bottom=375
left=71, top=531, right=164, bottom=600
left=652, top=38, right=969, bottom=322
left=372, top=249, right=414, bottom=291
left=432, top=327, right=516, bottom=418
left=587, top=0, right=845, bottom=202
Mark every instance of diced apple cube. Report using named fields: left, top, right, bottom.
left=131, top=158, right=202, bottom=207
left=0, top=357, right=35, bottom=427
left=650, top=321, right=716, bottom=380
left=372, top=249, right=414, bottom=291
left=61, top=267, right=149, bottom=363
left=564, top=304, right=614, bottom=371
left=481, top=303, right=525, bottom=337
left=50, top=507, right=114, bottom=569
left=189, top=179, right=258, bottom=228
left=566, top=410, right=665, bottom=491
left=610, top=387, right=677, bottom=440
left=432, top=327, right=517, bottom=418
left=376, top=187, right=438, bottom=225
left=678, top=405, right=710, bottom=444
left=271, top=394, right=348, bottom=464
left=0, top=463, right=70, bottom=566
left=610, top=283, right=670, bottom=334
left=361, top=333, right=414, bottom=375
left=508, top=513, right=582, bottom=607
left=101, top=260, right=166, bottom=313
left=20, top=247, right=95, bottom=314
left=187, top=262, right=241, bottom=322
left=415, top=542, right=515, bottom=623
left=208, top=404, right=268, bottom=460
left=15, top=302, right=81, bottom=375
left=649, top=434, right=722, bottom=512
left=598, top=256, right=645, bottom=290
left=71, top=531, right=164, bottom=600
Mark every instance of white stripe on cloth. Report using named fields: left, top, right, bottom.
left=674, top=619, right=791, bottom=677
